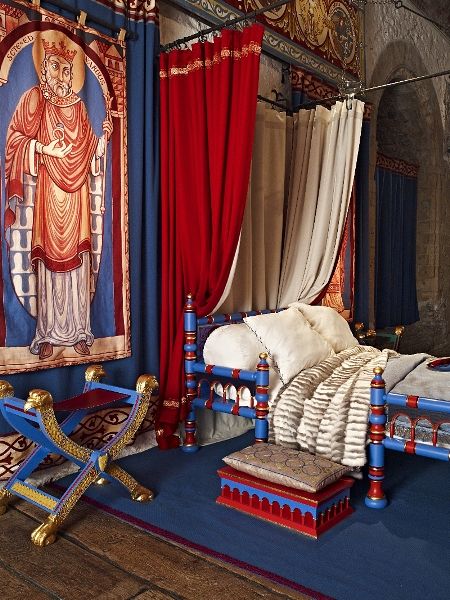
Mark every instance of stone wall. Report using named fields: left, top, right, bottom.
left=364, top=1, right=450, bottom=355
left=365, top=1, right=449, bottom=127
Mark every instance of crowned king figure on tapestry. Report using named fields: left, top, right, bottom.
left=0, top=0, right=130, bottom=373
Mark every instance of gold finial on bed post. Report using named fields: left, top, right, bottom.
left=185, top=293, right=195, bottom=313
left=354, top=323, right=366, bottom=343
left=371, top=366, right=385, bottom=389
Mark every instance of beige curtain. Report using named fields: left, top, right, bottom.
left=206, top=104, right=287, bottom=446
left=217, top=100, right=364, bottom=314
left=203, top=100, right=364, bottom=447
left=277, top=100, right=364, bottom=307
left=216, top=103, right=287, bottom=313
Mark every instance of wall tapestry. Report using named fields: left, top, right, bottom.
left=172, top=0, right=363, bottom=86
left=0, top=0, right=130, bottom=373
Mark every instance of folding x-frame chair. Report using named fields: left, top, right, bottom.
left=0, top=364, right=158, bottom=546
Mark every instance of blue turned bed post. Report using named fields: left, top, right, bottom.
left=181, top=293, right=271, bottom=450
left=182, top=293, right=199, bottom=453
left=365, top=366, right=388, bottom=509
left=255, top=353, right=270, bottom=443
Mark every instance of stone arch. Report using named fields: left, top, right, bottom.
left=366, top=40, right=449, bottom=354
left=376, top=73, right=426, bottom=165
left=369, top=41, right=444, bottom=164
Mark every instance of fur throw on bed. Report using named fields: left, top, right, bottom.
left=269, top=345, right=398, bottom=467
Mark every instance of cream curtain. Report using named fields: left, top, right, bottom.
left=216, top=103, right=287, bottom=313
left=277, top=100, right=364, bottom=306
left=204, top=100, right=364, bottom=447
left=207, top=103, right=287, bottom=446
left=217, top=100, right=364, bottom=314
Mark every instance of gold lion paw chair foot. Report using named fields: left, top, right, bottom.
left=0, top=365, right=158, bottom=546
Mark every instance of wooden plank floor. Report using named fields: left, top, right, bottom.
left=0, top=498, right=313, bottom=600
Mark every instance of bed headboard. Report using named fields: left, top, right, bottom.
left=184, top=295, right=286, bottom=359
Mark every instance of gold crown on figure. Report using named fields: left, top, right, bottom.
left=42, top=39, right=77, bottom=63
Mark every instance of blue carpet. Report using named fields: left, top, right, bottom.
left=60, top=432, right=450, bottom=600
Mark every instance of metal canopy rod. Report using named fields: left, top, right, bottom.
left=293, top=68, right=450, bottom=111
left=39, top=0, right=137, bottom=40
left=364, top=69, right=450, bottom=93
left=257, top=94, right=290, bottom=112
left=160, top=0, right=292, bottom=52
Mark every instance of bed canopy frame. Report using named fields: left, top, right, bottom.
left=160, top=0, right=450, bottom=112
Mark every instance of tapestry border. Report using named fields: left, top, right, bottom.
left=93, top=0, right=158, bottom=23
left=376, top=153, right=419, bottom=178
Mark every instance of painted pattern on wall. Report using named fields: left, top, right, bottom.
left=231, top=0, right=362, bottom=77
left=174, top=0, right=363, bottom=85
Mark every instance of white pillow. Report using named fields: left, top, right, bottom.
left=243, top=308, right=334, bottom=385
left=203, top=324, right=282, bottom=399
left=203, top=323, right=265, bottom=371
left=289, top=302, right=359, bottom=353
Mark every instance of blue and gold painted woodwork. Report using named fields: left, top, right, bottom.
left=365, top=367, right=450, bottom=509
left=182, top=294, right=276, bottom=452
left=0, top=366, right=158, bottom=545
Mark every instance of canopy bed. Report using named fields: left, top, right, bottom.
left=157, top=0, right=450, bottom=477
left=182, top=295, right=450, bottom=508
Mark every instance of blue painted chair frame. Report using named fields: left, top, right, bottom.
left=0, top=365, right=158, bottom=545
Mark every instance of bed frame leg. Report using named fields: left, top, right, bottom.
left=182, top=293, right=199, bottom=453
left=182, top=408, right=199, bottom=453
left=365, top=367, right=388, bottom=509
left=254, top=353, right=269, bottom=443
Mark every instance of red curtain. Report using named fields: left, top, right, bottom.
left=321, top=187, right=356, bottom=320
left=158, top=24, right=264, bottom=448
